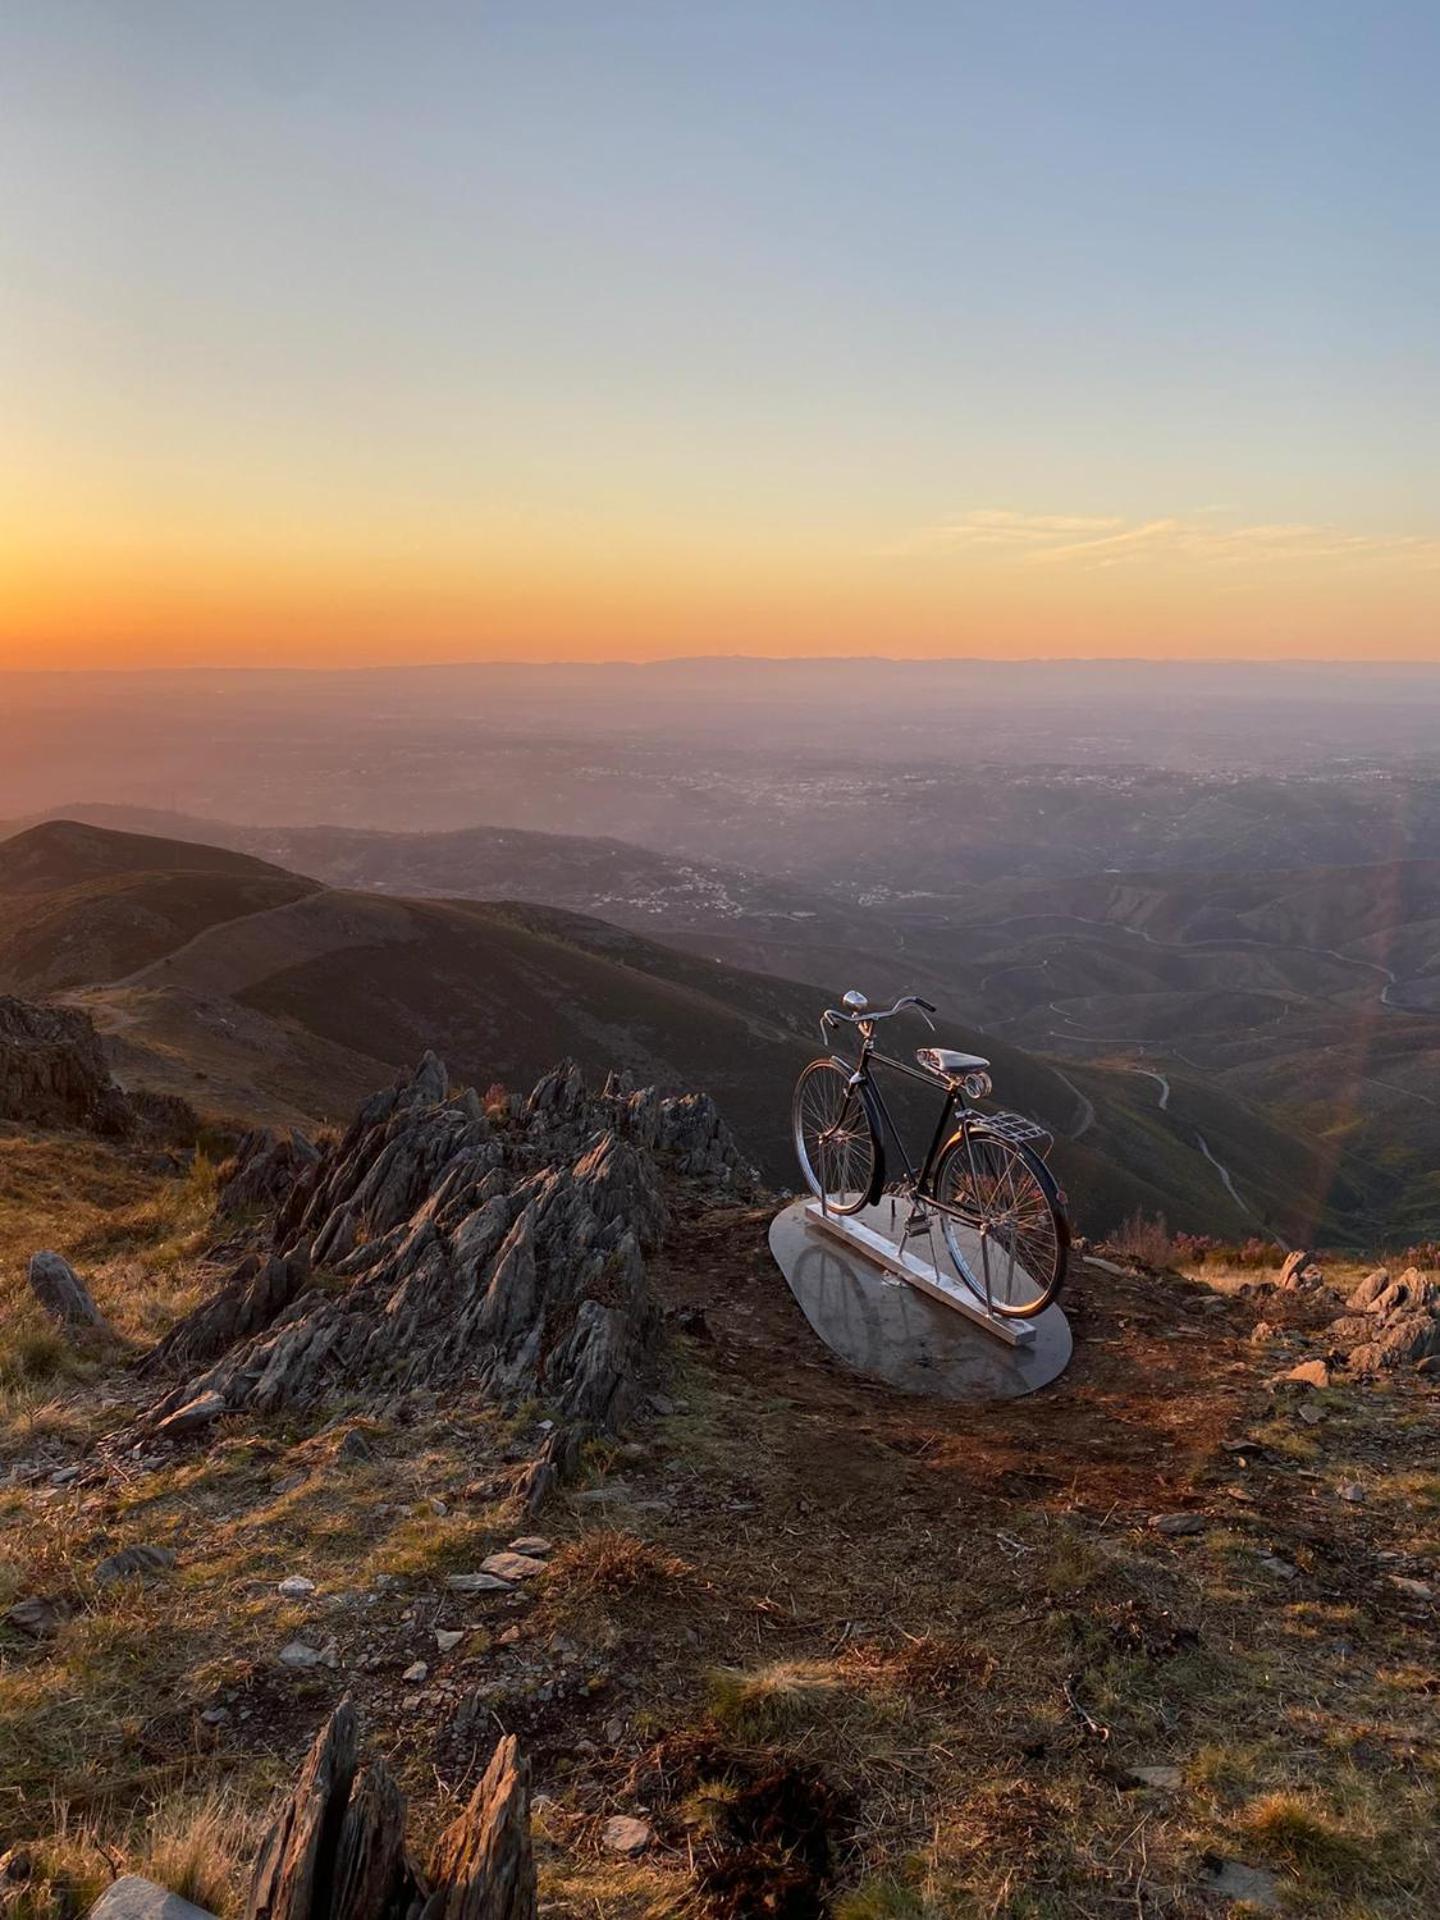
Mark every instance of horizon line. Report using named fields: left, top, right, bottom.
left=6, top=655, right=1440, bottom=679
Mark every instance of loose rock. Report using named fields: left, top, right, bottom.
left=28, top=1250, right=106, bottom=1329
left=601, top=1816, right=652, bottom=1857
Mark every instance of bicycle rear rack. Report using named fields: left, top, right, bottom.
left=975, top=1109, right=1054, bottom=1152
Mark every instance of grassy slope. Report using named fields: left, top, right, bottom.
left=0, top=1151, right=1436, bottom=1919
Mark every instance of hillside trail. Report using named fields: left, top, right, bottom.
left=107, top=886, right=418, bottom=994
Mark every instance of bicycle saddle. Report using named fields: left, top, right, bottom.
left=916, top=1046, right=990, bottom=1077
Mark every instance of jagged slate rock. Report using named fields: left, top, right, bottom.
left=422, top=1732, right=535, bottom=1920
left=140, top=1252, right=309, bottom=1377
left=87, top=1876, right=217, bottom=1920
left=219, top=1129, right=322, bottom=1216
left=28, top=1251, right=106, bottom=1328
left=6, top=1595, right=67, bottom=1639
left=1367, top=1269, right=1440, bottom=1321
left=1350, top=1312, right=1440, bottom=1375
left=330, top=1759, right=421, bottom=1920
left=1346, top=1268, right=1392, bottom=1311
left=156, top=1390, right=229, bottom=1438
left=515, top=1421, right=589, bottom=1514
left=95, top=1543, right=176, bottom=1586
left=1277, top=1249, right=1309, bottom=1290
left=246, top=1701, right=361, bottom=1920
left=134, top=1058, right=698, bottom=1436
left=0, top=993, right=133, bottom=1137
left=447, top=1572, right=513, bottom=1594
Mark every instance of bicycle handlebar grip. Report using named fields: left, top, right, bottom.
left=915, top=997, right=937, bottom=1013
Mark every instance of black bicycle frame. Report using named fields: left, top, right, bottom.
left=830, top=1027, right=973, bottom=1201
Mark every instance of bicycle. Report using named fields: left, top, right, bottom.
left=791, top=990, right=1070, bottom=1319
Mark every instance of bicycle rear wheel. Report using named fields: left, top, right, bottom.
left=932, top=1127, right=1068, bottom=1317
left=792, top=1059, right=878, bottom=1216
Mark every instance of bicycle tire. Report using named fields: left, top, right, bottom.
left=931, top=1125, right=1069, bottom=1318
left=791, top=1058, right=880, bottom=1216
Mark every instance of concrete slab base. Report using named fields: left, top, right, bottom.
left=769, top=1197, right=1072, bottom=1402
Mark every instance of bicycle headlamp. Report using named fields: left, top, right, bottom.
left=961, top=1070, right=993, bottom=1101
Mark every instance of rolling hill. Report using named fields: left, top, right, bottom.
left=0, top=819, right=1395, bottom=1242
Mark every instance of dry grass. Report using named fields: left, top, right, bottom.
left=707, top=1658, right=855, bottom=1742
left=543, top=1528, right=689, bottom=1601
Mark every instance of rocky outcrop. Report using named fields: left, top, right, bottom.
left=0, top=995, right=132, bottom=1136
left=138, top=1251, right=310, bottom=1377
left=1331, top=1265, right=1440, bottom=1376
left=218, top=1128, right=322, bottom=1215
left=141, top=1055, right=751, bottom=1446
left=28, top=1250, right=106, bottom=1328
left=245, top=1702, right=534, bottom=1920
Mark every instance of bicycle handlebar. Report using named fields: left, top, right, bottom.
left=821, top=992, right=937, bottom=1035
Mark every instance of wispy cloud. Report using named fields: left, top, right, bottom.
left=885, top=509, right=1440, bottom=573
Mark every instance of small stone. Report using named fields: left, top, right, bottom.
left=402, top=1660, right=429, bottom=1683
left=94, top=1544, right=176, bottom=1587
left=601, top=1815, right=652, bottom=1856
left=1258, top=1555, right=1298, bottom=1580
left=1200, top=1859, right=1280, bottom=1909
left=498, top=1625, right=523, bottom=1645
left=156, top=1391, right=227, bottom=1438
left=1338, top=1483, right=1365, bottom=1502
left=507, top=1535, right=552, bottom=1556
left=51, top=1465, right=81, bottom=1485
left=277, top=1575, right=316, bottom=1598
left=199, top=1707, right=229, bottom=1725
left=271, top=1472, right=306, bottom=1496
left=1282, top=1360, right=1330, bottom=1389
left=1249, top=1321, right=1276, bottom=1345
left=279, top=1640, right=323, bottom=1668
left=1128, top=1764, right=1182, bottom=1789
left=447, top=1571, right=513, bottom=1593
left=1386, top=1575, right=1435, bottom=1601
left=480, top=1552, right=547, bottom=1582
left=6, top=1596, right=65, bottom=1639
left=84, top=1874, right=219, bottom=1920
left=28, top=1250, right=106, bottom=1328
left=337, top=1428, right=373, bottom=1463
left=1148, top=1513, right=1205, bottom=1536
left=1297, top=1404, right=1324, bottom=1425
left=435, top=1629, right=464, bottom=1653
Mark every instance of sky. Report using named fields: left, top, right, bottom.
left=3, top=1, right=1438, bottom=668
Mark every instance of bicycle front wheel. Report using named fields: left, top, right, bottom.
left=791, top=1059, right=878, bottom=1216
left=932, top=1127, right=1068, bottom=1318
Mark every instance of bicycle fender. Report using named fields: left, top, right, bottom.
left=828, top=1057, right=889, bottom=1206
left=943, top=1124, right=1069, bottom=1214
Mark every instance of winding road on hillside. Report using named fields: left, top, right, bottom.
left=1131, top=1066, right=1171, bottom=1112
left=967, top=911, right=1407, bottom=1012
